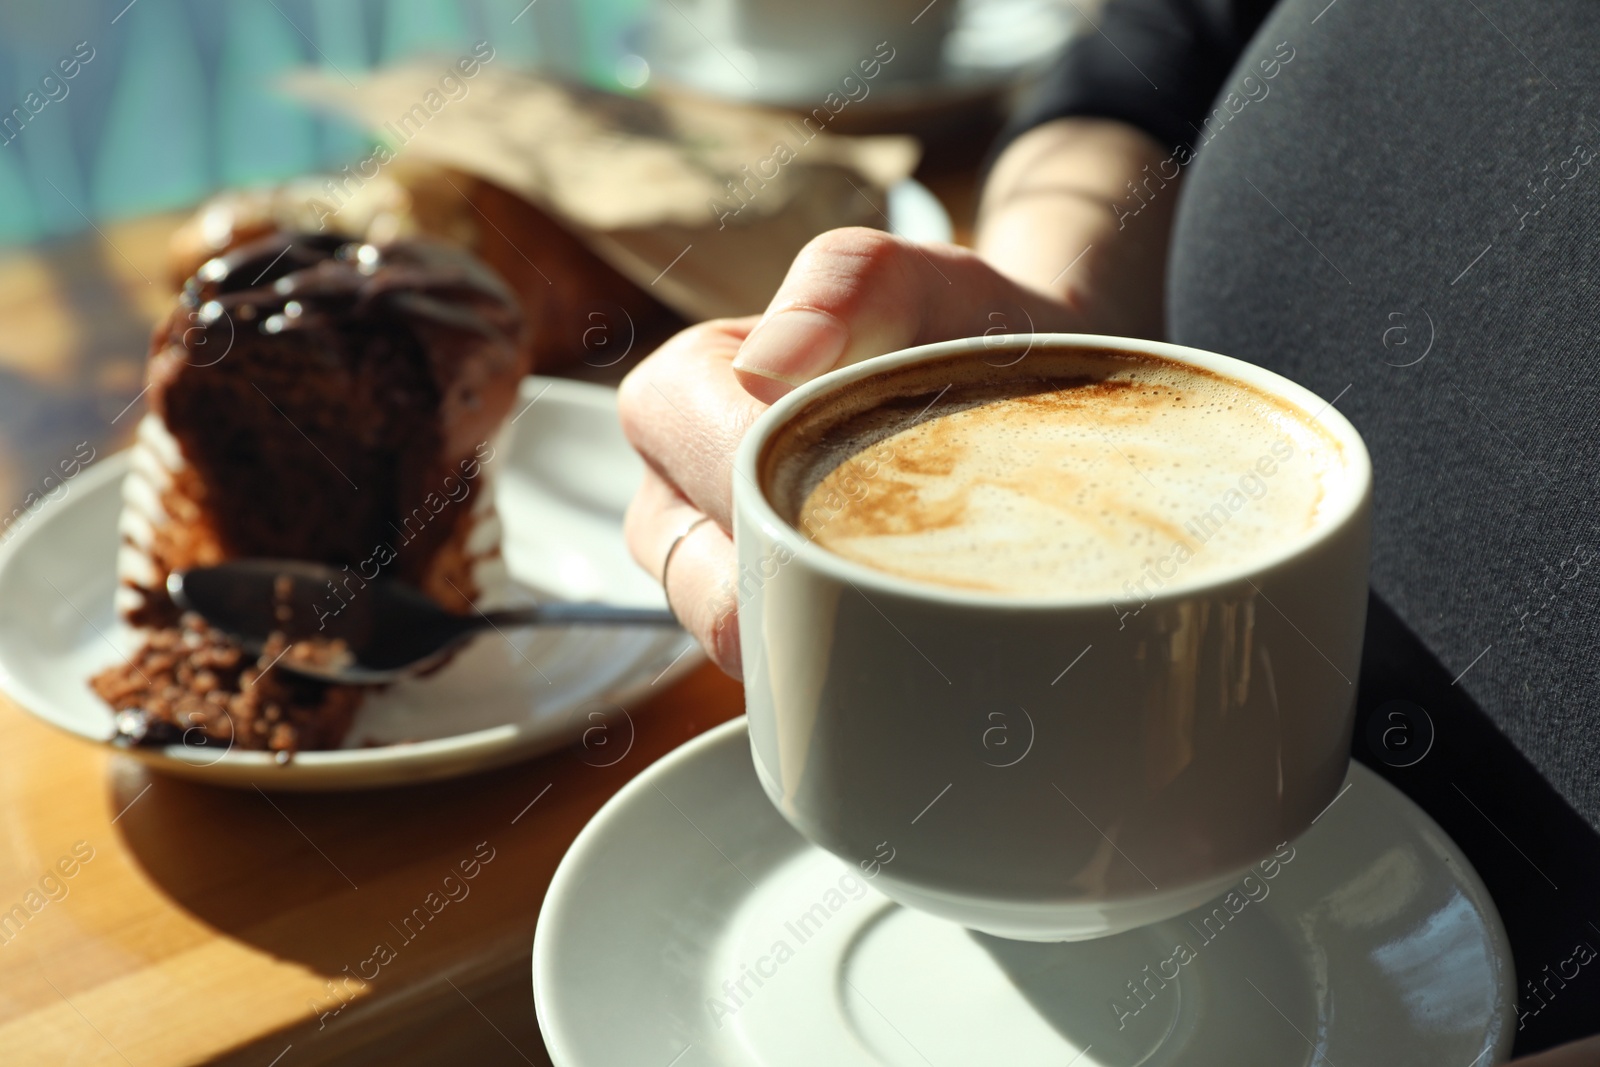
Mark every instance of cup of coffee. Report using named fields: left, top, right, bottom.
left=730, top=334, right=1371, bottom=941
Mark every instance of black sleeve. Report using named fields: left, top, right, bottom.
left=999, top=0, right=1280, bottom=155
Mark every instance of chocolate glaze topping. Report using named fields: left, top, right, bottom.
left=170, top=231, right=524, bottom=359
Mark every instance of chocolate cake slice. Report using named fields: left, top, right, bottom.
left=94, top=232, right=530, bottom=754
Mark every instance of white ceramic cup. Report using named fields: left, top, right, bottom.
left=731, top=334, right=1372, bottom=941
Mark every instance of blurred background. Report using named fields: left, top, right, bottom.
left=0, top=0, right=652, bottom=242
left=0, top=0, right=1078, bottom=242
left=0, top=0, right=1077, bottom=519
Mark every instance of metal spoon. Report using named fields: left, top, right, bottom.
left=168, top=561, right=678, bottom=685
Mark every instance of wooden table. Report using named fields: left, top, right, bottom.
left=0, top=168, right=980, bottom=1065
left=0, top=661, right=740, bottom=1066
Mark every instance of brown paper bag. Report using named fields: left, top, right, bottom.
left=284, top=65, right=920, bottom=320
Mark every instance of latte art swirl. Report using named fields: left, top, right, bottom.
left=762, top=348, right=1348, bottom=598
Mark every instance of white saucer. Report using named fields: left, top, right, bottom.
left=0, top=377, right=701, bottom=791
left=534, top=717, right=1516, bottom=1066
left=642, top=0, right=1076, bottom=110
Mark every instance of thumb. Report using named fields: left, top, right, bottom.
left=731, top=227, right=1083, bottom=404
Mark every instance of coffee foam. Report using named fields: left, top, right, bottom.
left=761, top=348, right=1348, bottom=599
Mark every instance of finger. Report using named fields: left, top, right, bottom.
left=623, top=467, right=741, bottom=676
left=622, top=464, right=701, bottom=574
left=1507, top=1034, right=1600, bottom=1066
left=663, top=515, right=740, bottom=678
left=729, top=227, right=1086, bottom=403
left=617, top=317, right=765, bottom=531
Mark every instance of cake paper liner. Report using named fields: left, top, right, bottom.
left=115, top=412, right=514, bottom=621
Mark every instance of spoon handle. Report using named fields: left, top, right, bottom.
left=480, top=603, right=680, bottom=628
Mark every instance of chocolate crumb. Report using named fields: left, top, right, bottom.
left=93, top=614, right=364, bottom=754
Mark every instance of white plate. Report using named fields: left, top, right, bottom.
left=0, top=377, right=702, bottom=791
left=535, top=717, right=1516, bottom=1066
left=886, top=180, right=953, bottom=246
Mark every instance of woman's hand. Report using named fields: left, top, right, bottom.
left=619, top=228, right=1091, bottom=675
left=620, top=117, right=1181, bottom=676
